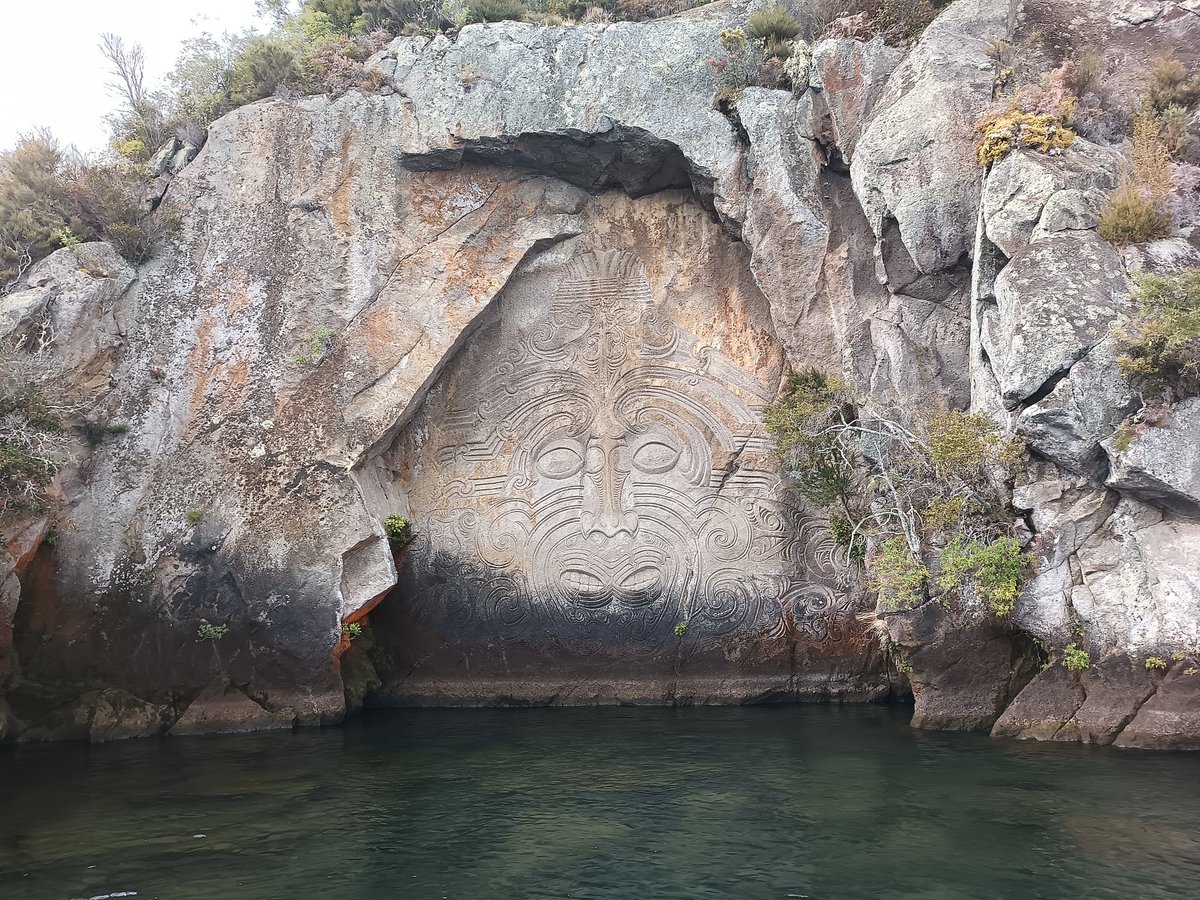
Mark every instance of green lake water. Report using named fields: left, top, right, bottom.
left=2, top=704, right=1200, bottom=899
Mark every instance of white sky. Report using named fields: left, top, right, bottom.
left=0, top=0, right=272, bottom=155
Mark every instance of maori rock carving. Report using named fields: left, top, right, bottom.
left=398, top=249, right=854, bottom=653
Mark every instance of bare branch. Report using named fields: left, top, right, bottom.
left=99, top=32, right=147, bottom=111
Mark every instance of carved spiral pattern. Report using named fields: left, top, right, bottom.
left=398, top=249, right=857, bottom=650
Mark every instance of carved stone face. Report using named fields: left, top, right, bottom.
left=397, top=249, right=850, bottom=648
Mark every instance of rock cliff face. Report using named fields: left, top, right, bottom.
left=2, top=0, right=1199, bottom=745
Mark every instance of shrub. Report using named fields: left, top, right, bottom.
left=196, top=621, right=229, bottom=640
left=384, top=514, right=415, bottom=550
left=1116, top=270, right=1200, bottom=403
left=186, top=509, right=206, bottom=524
left=1147, top=55, right=1200, bottom=113
left=342, top=621, right=364, bottom=638
left=0, top=337, right=86, bottom=519
left=1145, top=656, right=1168, bottom=670
left=974, top=108, right=1075, bottom=166
left=872, top=536, right=930, bottom=611
left=936, top=536, right=1030, bottom=616
left=0, top=134, right=172, bottom=282
left=1062, top=643, right=1091, bottom=672
left=809, top=0, right=949, bottom=45
left=468, top=0, right=528, bottom=21
left=0, top=134, right=82, bottom=286
left=1132, top=112, right=1174, bottom=197
left=292, top=327, right=339, bottom=365
left=1064, top=50, right=1106, bottom=98
left=1097, top=184, right=1172, bottom=245
left=766, top=372, right=1031, bottom=616
left=746, top=5, right=801, bottom=58
left=229, top=36, right=299, bottom=103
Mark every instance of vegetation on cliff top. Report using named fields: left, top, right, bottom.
left=766, top=370, right=1032, bottom=617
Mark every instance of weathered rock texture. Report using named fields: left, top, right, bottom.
left=2, top=0, right=1199, bottom=746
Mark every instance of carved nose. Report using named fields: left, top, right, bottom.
left=580, top=434, right=638, bottom=540
left=584, top=510, right=638, bottom=540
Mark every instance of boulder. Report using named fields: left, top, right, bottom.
left=86, top=689, right=170, bottom=742
left=1029, top=188, right=1107, bottom=241
left=1105, top=398, right=1200, bottom=510
left=0, top=242, right=135, bottom=391
left=850, top=0, right=1009, bottom=274
left=1114, top=661, right=1200, bottom=750
left=1070, top=655, right=1159, bottom=745
left=1017, top=338, right=1135, bottom=478
left=1074, top=498, right=1200, bottom=651
left=992, top=654, right=1162, bottom=745
left=991, top=664, right=1085, bottom=741
left=170, top=681, right=296, bottom=736
left=806, top=37, right=903, bottom=162
left=1012, top=471, right=1117, bottom=644
left=980, top=231, right=1131, bottom=405
left=982, top=142, right=1121, bottom=258
left=887, top=601, right=1034, bottom=732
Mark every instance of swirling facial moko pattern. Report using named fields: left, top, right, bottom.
left=399, top=249, right=855, bottom=651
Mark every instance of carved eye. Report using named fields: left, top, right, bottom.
left=632, top=439, right=681, bottom=474
left=620, top=565, right=660, bottom=593
left=535, top=443, right=584, bottom=479
left=561, top=568, right=605, bottom=595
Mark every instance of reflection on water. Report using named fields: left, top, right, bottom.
left=3, top=705, right=1200, bottom=899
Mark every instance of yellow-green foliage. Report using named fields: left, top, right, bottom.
left=920, top=496, right=971, bottom=537
left=764, top=369, right=853, bottom=506
left=1131, top=113, right=1174, bottom=198
left=872, top=536, right=929, bottom=610
left=1097, top=112, right=1175, bottom=247
left=1097, top=184, right=1172, bottom=245
left=1062, top=643, right=1091, bottom=672
left=468, top=0, right=528, bottom=22
left=974, top=109, right=1075, bottom=166
left=1145, top=655, right=1168, bottom=670
left=925, top=410, right=1022, bottom=479
left=1148, top=55, right=1200, bottom=113
left=937, top=536, right=1030, bottom=616
left=0, top=134, right=165, bottom=286
left=384, top=514, right=414, bottom=551
left=1117, top=270, right=1200, bottom=401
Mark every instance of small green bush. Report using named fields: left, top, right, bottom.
left=1145, top=655, right=1168, bottom=670
left=468, top=0, right=527, bottom=22
left=197, top=621, right=229, bottom=640
left=292, top=328, right=339, bottom=365
left=79, top=419, right=130, bottom=449
left=186, top=509, right=206, bottom=524
left=342, top=621, right=364, bottom=638
left=1097, top=184, right=1172, bottom=245
left=974, top=108, right=1075, bottom=166
left=674, top=620, right=689, bottom=637
left=384, top=514, right=415, bottom=551
left=1, top=342, right=84, bottom=519
left=1117, top=270, right=1200, bottom=402
left=1062, top=643, right=1091, bottom=672
left=937, top=536, right=1030, bottom=616
left=872, top=536, right=930, bottom=611
left=746, top=4, right=801, bottom=57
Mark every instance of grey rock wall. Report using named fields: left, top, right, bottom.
left=1, top=0, right=1198, bottom=746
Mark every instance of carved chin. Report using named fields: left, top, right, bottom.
left=521, top=526, right=677, bottom=609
